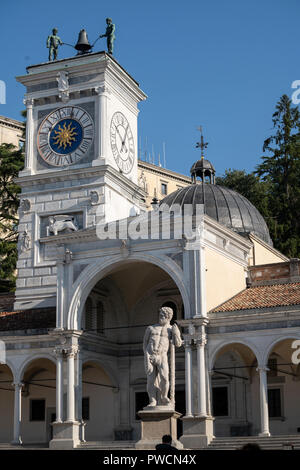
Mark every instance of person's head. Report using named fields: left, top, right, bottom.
left=106, top=18, right=112, bottom=24
left=240, top=443, right=261, bottom=451
left=159, top=306, right=173, bottom=326
left=162, top=434, right=172, bottom=445
left=52, top=28, right=58, bottom=35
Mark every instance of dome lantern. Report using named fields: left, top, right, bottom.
left=191, top=126, right=216, bottom=184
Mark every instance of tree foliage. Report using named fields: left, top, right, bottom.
left=0, top=143, right=24, bottom=289
left=256, top=94, right=300, bottom=257
left=217, top=94, right=300, bottom=258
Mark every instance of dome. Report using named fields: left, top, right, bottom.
left=160, top=182, right=273, bottom=245
left=190, top=158, right=215, bottom=173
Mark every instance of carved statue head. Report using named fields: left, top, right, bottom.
left=52, top=28, right=58, bottom=35
left=106, top=18, right=112, bottom=24
left=159, top=306, right=173, bottom=325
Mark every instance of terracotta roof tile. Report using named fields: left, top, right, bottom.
left=212, top=282, right=300, bottom=313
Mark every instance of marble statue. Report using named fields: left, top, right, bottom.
left=143, top=306, right=182, bottom=407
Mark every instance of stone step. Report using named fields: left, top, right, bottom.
left=208, top=435, right=300, bottom=450
left=79, top=441, right=136, bottom=450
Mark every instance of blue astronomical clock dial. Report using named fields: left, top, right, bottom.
left=37, top=106, right=94, bottom=166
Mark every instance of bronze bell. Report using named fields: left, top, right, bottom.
left=75, top=29, right=92, bottom=53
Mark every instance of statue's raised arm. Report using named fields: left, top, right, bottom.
left=172, top=323, right=183, bottom=348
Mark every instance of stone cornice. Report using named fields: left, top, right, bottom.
left=138, top=160, right=191, bottom=184
left=15, top=164, right=145, bottom=198
left=0, top=115, right=25, bottom=131
left=17, top=52, right=147, bottom=104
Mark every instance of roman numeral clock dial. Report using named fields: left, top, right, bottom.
left=37, top=106, right=94, bottom=167
left=110, top=112, right=135, bottom=174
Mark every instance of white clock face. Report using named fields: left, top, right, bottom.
left=37, top=106, right=94, bottom=167
left=110, top=111, right=135, bottom=174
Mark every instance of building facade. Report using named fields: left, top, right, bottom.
left=0, top=115, right=24, bottom=148
left=0, top=51, right=299, bottom=450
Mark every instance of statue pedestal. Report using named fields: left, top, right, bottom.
left=179, top=416, right=214, bottom=449
left=135, top=407, right=183, bottom=450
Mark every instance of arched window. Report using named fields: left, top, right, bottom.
left=162, top=301, right=177, bottom=324
left=96, top=301, right=105, bottom=334
left=85, top=297, right=93, bottom=331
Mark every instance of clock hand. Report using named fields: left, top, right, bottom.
left=120, top=124, right=129, bottom=153
left=114, top=125, right=125, bottom=149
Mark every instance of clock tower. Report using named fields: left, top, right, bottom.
left=15, top=51, right=147, bottom=310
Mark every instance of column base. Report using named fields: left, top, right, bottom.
left=49, top=421, right=80, bottom=449
left=135, top=408, right=183, bottom=450
left=19, top=169, right=33, bottom=177
left=92, top=157, right=106, bottom=166
left=258, top=431, right=271, bottom=437
left=180, top=416, right=215, bottom=449
left=11, top=438, right=22, bottom=446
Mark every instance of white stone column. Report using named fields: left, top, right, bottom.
left=56, top=261, right=65, bottom=330
left=55, top=349, right=63, bottom=422
left=67, top=347, right=78, bottom=422
left=184, top=338, right=193, bottom=417
left=257, top=366, right=270, bottom=437
left=11, top=382, right=23, bottom=445
left=93, top=85, right=111, bottom=164
left=195, top=333, right=207, bottom=417
left=22, top=98, right=34, bottom=175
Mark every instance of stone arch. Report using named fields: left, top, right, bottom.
left=68, top=253, right=190, bottom=330
left=0, top=362, right=15, bottom=443
left=17, top=353, right=56, bottom=383
left=209, top=339, right=261, bottom=371
left=82, top=357, right=119, bottom=390
left=1, top=358, right=17, bottom=382
left=262, top=334, right=300, bottom=366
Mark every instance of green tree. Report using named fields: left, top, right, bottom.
left=216, top=169, right=271, bottom=222
left=256, top=94, right=300, bottom=257
left=0, top=143, right=24, bottom=291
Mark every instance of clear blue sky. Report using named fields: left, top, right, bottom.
left=1, top=0, right=299, bottom=177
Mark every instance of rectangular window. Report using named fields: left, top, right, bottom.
left=30, top=399, right=45, bottom=421
left=212, top=386, right=229, bottom=416
left=161, top=183, right=168, bottom=195
left=268, top=388, right=281, bottom=417
left=82, top=397, right=90, bottom=420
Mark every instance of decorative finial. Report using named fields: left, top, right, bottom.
left=196, top=126, right=208, bottom=160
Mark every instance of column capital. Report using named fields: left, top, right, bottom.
left=65, top=346, right=79, bottom=358
left=95, top=85, right=111, bottom=96
left=195, top=335, right=207, bottom=347
left=53, top=347, right=64, bottom=358
left=12, top=382, right=24, bottom=388
left=183, top=335, right=193, bottom=348
left=256, top=366, right=270, bottom=373
left=23, top=97, right=34, bottom=107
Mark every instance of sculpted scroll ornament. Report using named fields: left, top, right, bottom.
left=19, top=199, right=31, bottom=213
left=20, top=230, right=31, bottom=252
left=57, top=71, right=69, bottom=103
